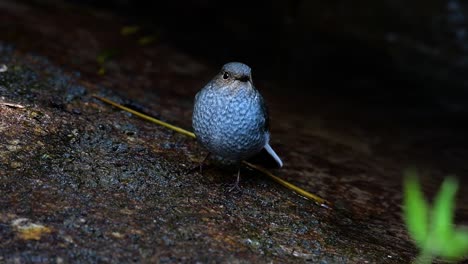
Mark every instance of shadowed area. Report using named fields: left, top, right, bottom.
left=1, top=1, right=467, bottom=263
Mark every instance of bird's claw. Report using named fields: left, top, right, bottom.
left=227, top=182, right=242, bottom=193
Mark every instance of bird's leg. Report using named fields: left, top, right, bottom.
left=228, top=166, right=242, bottom=192
left=186, top=152, right=211, bottom=175
left=198, top=152, right=211, bottom=173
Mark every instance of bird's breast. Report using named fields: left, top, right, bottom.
left=192, top=86, right=267, bottom=161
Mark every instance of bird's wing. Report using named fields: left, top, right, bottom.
left=257, top=91, right=283, bottom=168
left=258, top=92, right=270, bottom=133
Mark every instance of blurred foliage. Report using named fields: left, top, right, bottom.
left=96, top=49, right=119, bottom=75
left=121, top=25, right=140, bottom=36
left=138, top=35, right=157, bottom=46
left=96, top=49, right=118, bottom=65
left=403, top=169, right=468, bottom=263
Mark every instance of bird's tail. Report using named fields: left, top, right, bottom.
left=264, top=143, right=283, bottom=168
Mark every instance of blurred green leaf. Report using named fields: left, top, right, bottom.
left=404, top=170, right=468, bottom=263
left=138, top=35, right=156, bottom=46
left=440, top=229, right=468, bottom=259
left=403, top=168, right=429, bottom=246
left=97, top=67, right=106, bottom=76
left=96, top=49, right=118, bottom=65
left=121, top=26, right=140, bottom=36
left=432, top=177, right=457, bottom=245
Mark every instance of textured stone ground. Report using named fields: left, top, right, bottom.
left=1, top=1, right=467, bottom=263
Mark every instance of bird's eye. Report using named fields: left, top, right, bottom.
left=223, top=72, right=230, bottom=79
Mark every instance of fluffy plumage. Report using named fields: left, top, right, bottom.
left=192, top=62, right=283, bottom=168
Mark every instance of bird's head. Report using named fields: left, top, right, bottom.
left=214, top=62, right=253, bottom=90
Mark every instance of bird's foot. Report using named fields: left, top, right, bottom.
left=185, top=153, right=211, bottom=175
left=185, top=163, right=204, bottom=175
left=226, top=167, right=242, bottom=193
left=227, top=182, right=242, bottom=193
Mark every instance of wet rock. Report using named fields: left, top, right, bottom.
left=65, top=85, right=86, bottom=103
left=0, top=2, right=466, bottom=263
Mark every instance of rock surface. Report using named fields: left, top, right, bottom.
left=1, top=1, right=467, bottom=263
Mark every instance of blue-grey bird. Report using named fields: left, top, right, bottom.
left=192, top=62, right=283, bottom=189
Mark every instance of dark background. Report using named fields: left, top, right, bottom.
left=1, top=1, right=468, bottom=262
left=64, top=0, right=468, bottom=114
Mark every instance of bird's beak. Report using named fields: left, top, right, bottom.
left=238, top=76, right=250, bottom=82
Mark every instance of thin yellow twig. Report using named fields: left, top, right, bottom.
left=92, top=94, right=330, bottom=207
left=93, top=95, right=195, bottom=138
left=0, top=102, right=25, bottom=109
left=243, top=161, right=328, bottom=206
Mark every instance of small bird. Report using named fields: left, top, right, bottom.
left=192, top=62, right=283, bottom=189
